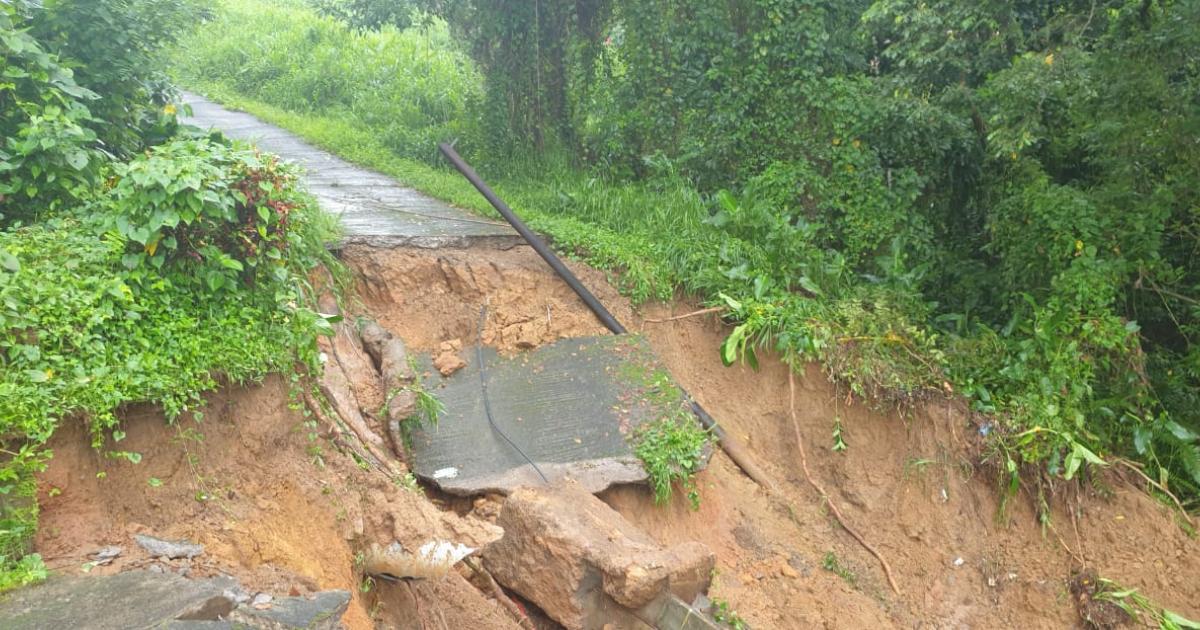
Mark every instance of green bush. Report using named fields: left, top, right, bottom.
left=28, top=0, right=205, bottom=154
left=0, top=3, right=101, bottom=225
left=0, top=137, right=338, bottom=589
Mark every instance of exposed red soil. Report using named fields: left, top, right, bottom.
left=34, top=244, right=1200, bottom=629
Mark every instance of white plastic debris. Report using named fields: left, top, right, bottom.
left=432, top=467, right=460, bottom=480
left=363, top=540, right=476, bottom=580
left=953, top=557, right=965, bottom=567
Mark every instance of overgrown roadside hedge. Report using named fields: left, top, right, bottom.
left=1, top=0, right=340, bottom=590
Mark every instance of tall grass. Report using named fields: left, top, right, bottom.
left=175, top=0, right=482, bottom=161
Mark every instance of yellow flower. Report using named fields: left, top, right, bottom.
left=852, top=139, right=861, bottom=148
left=1044, top=53, right=1054, bottom=66
left=832, top=137, right=841, bottom=146
left=163, top=103, right=177, bottom=115
left=1075, top=240, right=1084, bottom=252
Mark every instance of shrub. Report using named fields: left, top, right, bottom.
left=0, top=137, right=338, bottom=590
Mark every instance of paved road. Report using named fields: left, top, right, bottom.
left=181, top=92, right=518, bottom=248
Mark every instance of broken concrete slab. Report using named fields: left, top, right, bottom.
left=135, top=534, right=204, bottom=560
left=181, top=93, right=521, bottom=250
left=0, top=570, right=235, bottom=630
left=407, top=335, right=708, bottom=495
left=0, top=570, right=352, bottom=630
left=229, top=590, right=350, bottom=630
left=484, top=482, right=716, bottom=630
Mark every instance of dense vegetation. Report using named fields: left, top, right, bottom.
left=178, top=0, right=1200, bottom=514
left=0, top=0, right=337, bottom=589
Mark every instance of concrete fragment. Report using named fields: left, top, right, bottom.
left=0, top=570, right=234, bottom=630
left=409, top=335, right=700, bottom=496
left=93, top=545, right=122, bottom=565
left=135, top=534, right=204, bottom=559
left=485, top=483, right=715, bottom=630
left=230, top=591, right=350, bottom=630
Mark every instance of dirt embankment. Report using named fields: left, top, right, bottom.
left=35, top=244, right=1200, bottom=629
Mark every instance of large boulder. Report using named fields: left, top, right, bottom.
left=484, top=482, right=715, bottom=630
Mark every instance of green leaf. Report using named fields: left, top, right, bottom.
left=0, top=249, right=19, bottom=272
left=718, top=292, right=741, bottom=311
left=1164, top=421, right=1198, bottom=443
left=1132, top=426, right=1151, bottom=455
left=1164, top=610, right=1200, bottom=629
left=65, top=150, right=89, bottom=171
left=720, top=329, right=742, bottom=367
left=798, top=276, right=822, bottom=296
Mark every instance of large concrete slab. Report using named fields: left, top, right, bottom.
left=0, top=570, right=236, bottom=630
left=0, top=570, right=351, bottom=630
left=180, top=92, right=520, bottom=249
left=408, top=335, right=702, bottom=495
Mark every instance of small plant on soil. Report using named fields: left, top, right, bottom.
left=632, top=412, right=711, bottom=510
left=831, top=416, right=848, bottom=452
left=710, top=597, right=749, bottom=630
left=822, top=551, right=857, bottom=587
left=1071, top=569, right=1200, bottom=630
left=387, top=363, right=446, bottom=449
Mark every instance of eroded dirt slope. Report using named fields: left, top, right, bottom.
left=35, top=243, right=1200, bottom=629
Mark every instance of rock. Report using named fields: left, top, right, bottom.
left=230, top=591, right=350, bottom=630
left=251, top=592, right=273, bottom=609
left=485, top=482, right=715, bottom=630
left=360, top=322, right=414, bottom=387
left=433, top=350, right=466, bottom=376
left=92, top=546, right=122, bottom=565
left=135, top=534, right=204, bottom=560
left=223, top=586, right=252, bottom=605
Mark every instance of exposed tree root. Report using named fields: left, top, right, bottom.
left=1114, top=458, right=1194, bottom=527
left=462, top=558, right=535, bottom=630
left=641, top=306, right=725, bottom=324
left=788, top=369, right=902, bottom=595
left=303, top=387, right=406, bottom=480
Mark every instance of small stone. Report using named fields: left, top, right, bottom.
left=92, top=546, right=122, bottom=565
left=134, top=534, right=203, bottom=560
left=433, top=351, right=467, bottom=377
left=223, top=587, right=251, bottom=605
left=148, top=564, right=165, bottom=574
left=780, top=564, right=799, bottom=579
left=251, top=592, right=273, bottom=610
left=952, top=557, right=965, bottom=567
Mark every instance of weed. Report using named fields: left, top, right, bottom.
left=822, top=552, right=857, bottom=587
left=632, top=414, right=710, bottom=510
left=1072, top=570, right=1200, bottom=630
left=710, top=597, right=749, bottom=630
left=398, top=472, right=420, bottom=492
left=385, top=366, right=445, bottom=450
left=831, top=416, right=848, bottom=452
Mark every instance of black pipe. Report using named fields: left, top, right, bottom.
left=438, top=144, right=626, bottom=336
left=438, top=144, right=779, bottom=492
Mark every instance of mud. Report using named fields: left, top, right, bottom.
left=34, top=244, right=1200, bottom=629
